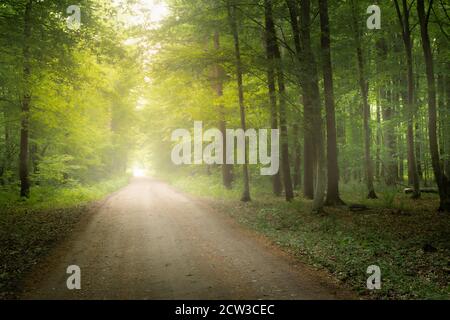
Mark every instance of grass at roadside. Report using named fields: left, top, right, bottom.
left=165, top=172, right=450, bottom=300
left=0, top=176, right=129, bottom=299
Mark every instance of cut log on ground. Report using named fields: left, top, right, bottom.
left=404, top=188, right=438, bottom=194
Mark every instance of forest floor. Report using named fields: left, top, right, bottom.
left=2, top=174, right=448, bottom=299
left=19, top=177, right=352, bottom=299
left=167, top=173, right=450, bottom=300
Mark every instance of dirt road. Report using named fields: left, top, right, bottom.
left=21, top=178, right=352, bottom=300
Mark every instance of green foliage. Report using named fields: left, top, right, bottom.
left=0, top=175, right=129, bottom=211
left=0, top=0, right=144, bottom=194
left=32, top=155, right=78, bottom=185
left=378, top=185, right=399, bottom=208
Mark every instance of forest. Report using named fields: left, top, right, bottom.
left=0, top=0, right=449, bottom=300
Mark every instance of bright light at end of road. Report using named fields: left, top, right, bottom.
left=113, top=0, right=169, bottom=27
left=133, top=167, right=146, bottom=177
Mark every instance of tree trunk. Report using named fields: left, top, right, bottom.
left=375, top=100, right=382, bottom=179
left=415, top=71, right=423, bottom=181
left=264, top=0, right=293, bottom=201
left=263, top=17, right=283, bottom=196
left=213, top=31, right=233, bottom=189
left=351, top=0, right=377, bottom=199
left=299, top=0, right=326, bottom=212
left=394, top=0, right=420, bottom=198
left=19, top=0, right=33, bottom=198
left=286, top=0, right=315, bottom=199
left=417, top=0, right=450, bottom=211
left=227, top=1, right=251, bottom=202
left=377, top=38, right=398, bottom=186
left=319, top=0, right=345, bottom=206
left=384, top=84, right=398, bottom=185
left=277, top=71, right=294, bottom=201
left=293, top=123, right=302, bottom=189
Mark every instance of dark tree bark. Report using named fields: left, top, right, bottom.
left=19, top=0, right=33, bottom=198
left=299, top=0, right=326, bottom=212
left=417, top=0, right=450, bottom=212
left=275, top=67, right=294, bottom=201
left=227, top=1, right=251, bottom=202
left=286, top=0, right=315, bottom=199
left=263, top=18, right=283, bottom=196
left=264, top=0, right=294, bottom=201
left=292, top=123, right=302, bottom=189
left=213, top=31, right=233, bottom=189
left=350, top=0, right=377, bottom=199
left=319, top=0, right=345, bottom=206
left=394, top=0, right=421, bottom=199
left=415, top=121, right=423, bottom=180
left=415, top=71, right=423, bottom=181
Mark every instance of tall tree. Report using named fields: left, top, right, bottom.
left=417, top=0, right=450, bottom=211
left=292, top=123, right=302, bottom=189
left=350, top=0, right=377, bottom=199
left=264, top=0, right=293, bottom=201
left=299, top=0, right=326, bottom=212
left=213, top=31, right=233, bottom=189
left=394, top=0, right=421, bottom=199
left=227, top=0, right=251, bottom=202
left=263, top=5, right=283, bottom=196
left=319, top=0, right=345, bottom=206
left=286, top=0, right=315, bottom=199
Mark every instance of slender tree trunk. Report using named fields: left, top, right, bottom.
left=415, top=122, right=423, bottom=180
left=394, top=0, right=420, bottom=198
left=227, top=1, right=251, bottom=202
left=286, top=0, right=315, bottom=199
left=265, top=33, right=283, bottom=196
left=377, top=39, right=398, bottom=185
left=384, top=84, right=398, bottom=185
left=264, top=18, right=283, bottom=196
left=415, top=71, right=423, bottom=181
left=299, top=0, right=326, bottom=212
left=264, top=0, right=293, bottom=201
left=19, top=0, right=33, bottom=198
left=213, top=31, right=233, bottom=189
left=293, top=123, right=302, bottom=189
left=351, top=0, right=377, bottom=199
left=319, top=0, right=344, bottom=206
left=375, top=100, right=382, bottom=179
left=276, top=67, right=294, bottom=201
left=398, top=129, right=405, bottom=182
left=417, top=0, right=450, bottom=211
